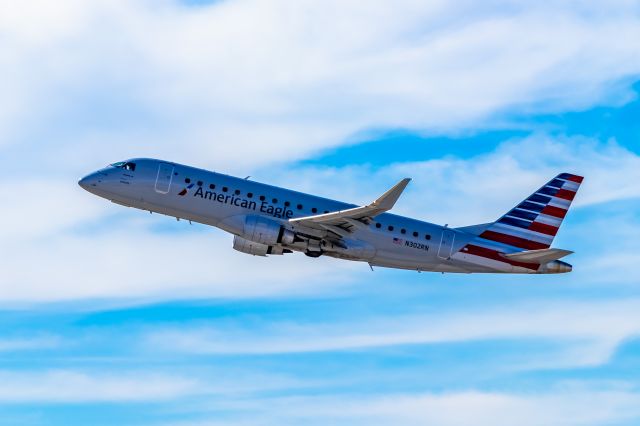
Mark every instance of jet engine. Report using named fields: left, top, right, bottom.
left=233, top=236, right=292, bottom=256
left=243, top=215, right=295, bottom=246
left=537, top=260, right=572, bottom=274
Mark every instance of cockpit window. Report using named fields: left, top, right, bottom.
left=110, top=161, right=136, bottom=171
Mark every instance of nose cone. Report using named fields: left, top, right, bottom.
left=78, top=172, right=100, bottom=192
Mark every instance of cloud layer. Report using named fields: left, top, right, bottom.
left=1, top=2, right=640, bottom=425
left=2, top=0, right=640, bottom=172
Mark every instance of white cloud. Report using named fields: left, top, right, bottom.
left=1, top=0, right=640, bottom=171
left=143, top=298, right=640, bottom=371
left=160, top=387, right=640, bottom=426
left=0, top=180, right=107, bottom=240
left=272, top=389, right=640, bottom=426
left=266, top=135, right=640, bottom=226
left=0, top=225, right=359, bottom=302
left=0, top=368, right=322, bottom=404
left=0, top=336, right=61, bottom=352
left=0, top=370, right=199, bottom=403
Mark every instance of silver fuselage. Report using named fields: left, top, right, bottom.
left=79, top=158, right=568, bottom=274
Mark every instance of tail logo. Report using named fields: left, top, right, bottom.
left=460, top=173, right=584, bottom=270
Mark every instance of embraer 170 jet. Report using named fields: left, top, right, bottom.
left=79, top=159, right=582, bottom=274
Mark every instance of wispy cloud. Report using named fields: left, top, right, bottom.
left=2, top=1, right=640, bottom=171
left=0, top=370, right=200, bottom=403
left=143, top=298, right=640, bottom=370
left=0, top=336, right=61, bottom=352
left=1, top=2, right=639, bottom=425
left=0, top=228, right=359, bottom=302
left=158, top=386, right=640, bottom=426
left=267, top=134, right=640, bottom=226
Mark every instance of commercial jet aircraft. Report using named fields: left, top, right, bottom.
left=79, top=159, right=582, bottom=274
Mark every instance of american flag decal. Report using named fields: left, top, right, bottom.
left=393, top=237, right=404, bottom=245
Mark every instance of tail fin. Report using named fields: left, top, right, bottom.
left=477, top=173, right=583, bottom=251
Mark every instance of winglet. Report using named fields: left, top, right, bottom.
left=289, top=177, right=411, bottom=225
left=371, top=178, right=411, bottom=211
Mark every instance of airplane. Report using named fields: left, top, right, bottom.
left=79, top=158, right=582, bottom=274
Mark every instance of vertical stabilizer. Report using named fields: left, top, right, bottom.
left=478, top=173, right=583, bottom=250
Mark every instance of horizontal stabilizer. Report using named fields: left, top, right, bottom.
left=503, top=248, right=573, bottom=264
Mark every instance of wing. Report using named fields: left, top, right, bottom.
left=289, top=178, right=411, bottom=238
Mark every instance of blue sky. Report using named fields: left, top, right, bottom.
left=1, top=1, right=640, bottom=425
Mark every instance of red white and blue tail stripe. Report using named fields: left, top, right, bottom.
left=482, top=173, right=582, bottom=250
left=460, top=173, right=583, bottom=271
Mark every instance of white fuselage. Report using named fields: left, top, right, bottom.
left=79, top=158, right=571, bottom=274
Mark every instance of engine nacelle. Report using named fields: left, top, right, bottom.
left=233, top=236, right=293, bottom=256
left=538, top=260, right=572, bottom=274
left=233, top=236, right=270, bottom=256
left=243, top=215, right=295, bottom=246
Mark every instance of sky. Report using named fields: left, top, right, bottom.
left=1, top=0, right=640, bottom=424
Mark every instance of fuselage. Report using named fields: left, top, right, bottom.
left=79, top=158, right=573, bottom=274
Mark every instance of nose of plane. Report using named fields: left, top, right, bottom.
left=78, top=172, right=99, bottom=191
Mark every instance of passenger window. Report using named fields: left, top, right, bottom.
left=425, top=234, right=431, bottom=240
left=375, top=223, right=382, bottom=229
left=388, top=225, right=394, bottom=231
left=209, top=184, right=215, bottom=190
left=222, top=187, right=228, bottom=192
left=185, top=178, right=191, bottom=184
left=401, top=229, right=406, bottom=234
left=260, top=195, right=265, bottom=201
left=247, top=193, right=253, bottom=198
left=297, top=204, right=303, bottom=210
left=284, top=201, right=290, bottom=207
left=235, top=189, right=240, bottom=195
left=197, top=181, right=203, bottom=186
left=272, top=198, right=278, bottom=203
left=312, top=208, right=318, bottom=213
left=413, top=231, right=418, bottom=237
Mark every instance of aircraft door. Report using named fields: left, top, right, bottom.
left=437, top=229, right=455, bottom=260
left=155, top=163, right=174, bottom=194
